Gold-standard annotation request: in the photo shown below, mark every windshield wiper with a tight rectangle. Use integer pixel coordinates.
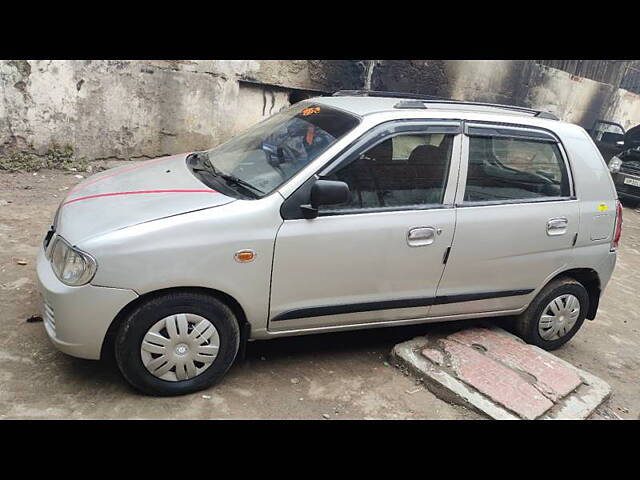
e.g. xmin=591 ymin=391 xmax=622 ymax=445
xmin=189 ymin=151 xmax=215 ymax=173
xmin=190 ymin=151 xmax=264 ymax=198
xmin=215 ymin=171 xmax=264 ymax=198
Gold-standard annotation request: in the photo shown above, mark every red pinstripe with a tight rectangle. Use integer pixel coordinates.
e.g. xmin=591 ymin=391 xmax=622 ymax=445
xmin=63 ymin=189 xmax=218 ymax=206
xmin=68 ymin=155 xmax=175 ymax=194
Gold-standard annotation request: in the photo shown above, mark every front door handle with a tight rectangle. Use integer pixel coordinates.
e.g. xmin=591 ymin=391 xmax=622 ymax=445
xmin=547 ymin=217 xmax=568 ymax=236
xmin=407 ymin=227 xmax=436 ymax=247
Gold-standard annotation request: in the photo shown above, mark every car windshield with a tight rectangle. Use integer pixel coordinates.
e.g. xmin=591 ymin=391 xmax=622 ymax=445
xmin=200 ymin=102 xmax=360 ymax=197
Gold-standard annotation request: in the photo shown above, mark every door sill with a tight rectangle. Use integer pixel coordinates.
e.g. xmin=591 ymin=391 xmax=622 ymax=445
xmin=259 ymin=308 xmax=524 ymax=339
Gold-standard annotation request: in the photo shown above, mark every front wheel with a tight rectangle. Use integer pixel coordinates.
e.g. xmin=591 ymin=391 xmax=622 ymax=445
xmin=115 ymin=291 xmax=240 ymax=396
xmin=513 ymin=277 xmax=588 ymax=351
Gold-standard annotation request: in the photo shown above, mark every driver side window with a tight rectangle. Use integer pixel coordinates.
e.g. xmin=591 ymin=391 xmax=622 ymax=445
xmin=322 ymin=132 xmax=454 ymax=212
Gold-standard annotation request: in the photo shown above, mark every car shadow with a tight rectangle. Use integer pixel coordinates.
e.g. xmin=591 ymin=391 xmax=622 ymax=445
xmin=242 ymin=316 xmax=515 ymax=364
xmin=54 ymin=316 xmax=516 ymax=392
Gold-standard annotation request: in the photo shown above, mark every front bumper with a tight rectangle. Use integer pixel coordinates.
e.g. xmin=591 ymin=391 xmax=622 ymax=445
xmin=36 ymin=245 xmax=138 ymax=360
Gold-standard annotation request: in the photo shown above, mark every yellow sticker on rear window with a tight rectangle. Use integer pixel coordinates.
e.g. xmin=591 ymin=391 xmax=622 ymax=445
xmin=598 ymin=204 xmax=608 ymax=211
xmin=301 ymin=106 xmax=321 ymax=116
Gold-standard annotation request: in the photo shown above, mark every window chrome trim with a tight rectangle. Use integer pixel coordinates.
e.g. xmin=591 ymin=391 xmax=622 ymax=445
xmin=319 ymin=203 xmax=454 ymax=217
xmin=456 ymin=197 xmax=578 ymax=208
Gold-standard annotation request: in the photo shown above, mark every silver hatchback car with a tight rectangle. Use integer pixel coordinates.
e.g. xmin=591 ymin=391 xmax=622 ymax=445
xmin=37 ymin=91 xmax=622 ymax=396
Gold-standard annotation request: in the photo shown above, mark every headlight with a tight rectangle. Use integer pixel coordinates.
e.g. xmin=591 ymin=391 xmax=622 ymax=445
xmin=609 ymin=156 xmax=622 ymax=173
xmin=50 ymin=236 xmax=97 ymax=286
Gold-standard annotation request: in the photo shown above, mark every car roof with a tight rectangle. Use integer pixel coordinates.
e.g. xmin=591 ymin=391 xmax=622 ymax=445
xmin=309 ymin=94 xmax=577 ymax=134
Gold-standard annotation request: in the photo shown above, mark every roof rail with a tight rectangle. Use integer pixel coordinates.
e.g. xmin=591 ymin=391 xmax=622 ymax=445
xmin=333 ymin=90 xmax=447 ymax=101
xmin=332 ymin=90 xmax=559 ymax=120
xmin=535 ymin=111 xmax=561 ymax=120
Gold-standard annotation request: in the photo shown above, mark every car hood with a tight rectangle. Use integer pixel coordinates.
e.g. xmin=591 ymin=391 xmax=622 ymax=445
xmin=55 ymin=153 xmax=235 ymax=243
xmin=625 ymin=124 xmax=640 ymax=149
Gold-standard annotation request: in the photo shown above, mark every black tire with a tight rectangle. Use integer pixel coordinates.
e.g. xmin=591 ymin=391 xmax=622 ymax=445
xmin=115 ymin=291 xmax=240 ymax=396
xmin=513 ymin=277 xmax=589 ymax=351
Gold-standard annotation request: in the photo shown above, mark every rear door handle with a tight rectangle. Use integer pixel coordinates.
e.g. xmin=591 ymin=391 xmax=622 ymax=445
xmin=547 ymin=217 xmax=568 ymax=236
xmin=407 ymin=227 xmax=436 ymax=247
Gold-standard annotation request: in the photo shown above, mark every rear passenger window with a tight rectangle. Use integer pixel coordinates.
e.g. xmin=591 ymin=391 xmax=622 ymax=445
xmin=323 ymin=132 xmax=454 ymax=211
xmin=464 ymin=136 xmax=570 ymax=203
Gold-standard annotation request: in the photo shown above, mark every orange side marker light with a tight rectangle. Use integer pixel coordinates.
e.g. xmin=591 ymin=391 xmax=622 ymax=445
xmin=234 ymin=250 xmax=256 ymax=263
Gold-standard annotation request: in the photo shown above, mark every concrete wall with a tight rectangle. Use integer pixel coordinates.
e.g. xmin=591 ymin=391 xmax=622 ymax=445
xmin=603 ymin=88 xmax=640 ymax=130
xmin=369 ymin=60 xmax=640 ymax=131
xmin=0 ymin=60 xmax=362 ymax=163
xmin=1 ymin=59 xmax=639 ymax=166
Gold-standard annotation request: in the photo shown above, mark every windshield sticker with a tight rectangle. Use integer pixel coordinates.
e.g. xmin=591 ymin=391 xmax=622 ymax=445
xmin=301 ymin=106 xmax=321 ymax=116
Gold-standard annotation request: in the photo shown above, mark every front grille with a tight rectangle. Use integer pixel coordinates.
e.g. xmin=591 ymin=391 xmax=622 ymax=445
xmin=43 ymin=301 xmax=56 ymax=337
xmin=620 ymin=166 xmax=640 ymax=176
xmin=617 ymin=183 xmax=640 ymax=198
xmin=620 ymin=160 xmax=640 ymax=175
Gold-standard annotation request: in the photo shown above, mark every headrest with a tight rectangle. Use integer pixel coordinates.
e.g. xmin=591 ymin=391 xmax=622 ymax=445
xmin=408 ymin=144 xmax=442 ymax=164
xmin=365 ymin=139 xmax=393 ymax=162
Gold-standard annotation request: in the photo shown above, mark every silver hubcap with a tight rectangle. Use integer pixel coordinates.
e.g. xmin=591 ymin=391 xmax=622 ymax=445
xmin=140 ymin=314 xmax=220 ymax=382
xmin=538 ymin=294 xmax=580 ymax=341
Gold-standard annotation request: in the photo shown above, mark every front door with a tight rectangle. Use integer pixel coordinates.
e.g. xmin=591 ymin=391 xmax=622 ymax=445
xmin=430 ymin=123 xmax=579 ymax=318
xmin=268 ymin=121 xmax=462 ymax=332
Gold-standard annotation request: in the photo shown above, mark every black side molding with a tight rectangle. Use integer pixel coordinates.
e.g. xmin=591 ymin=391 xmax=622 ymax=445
xmin=432 ymin=289 xmax=533 ymax=305
xmin=443 ymin=246 xmax=451 ymax=264
xmin=272 ymin=297 xmax=436 ymax=322
xmin=271 ymin=289 xmax=534 ymax=322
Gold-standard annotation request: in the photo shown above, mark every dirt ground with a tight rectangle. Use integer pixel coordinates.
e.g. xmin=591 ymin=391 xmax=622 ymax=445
xmin=1 ymin=169 xmax=638 ymax=420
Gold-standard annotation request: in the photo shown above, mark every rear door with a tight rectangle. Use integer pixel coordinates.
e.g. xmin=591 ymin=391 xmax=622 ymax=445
xmin=431 ymin=123 xmax=579 ymax=318
xmin=268 ymin=121 xmax=462 ymax=332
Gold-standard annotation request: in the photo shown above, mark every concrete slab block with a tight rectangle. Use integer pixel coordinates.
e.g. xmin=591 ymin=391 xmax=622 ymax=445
xmin=391 ymin=326 xmax=611 ymax=420
xmin=448 ymin=328 xmax=582 ymax=402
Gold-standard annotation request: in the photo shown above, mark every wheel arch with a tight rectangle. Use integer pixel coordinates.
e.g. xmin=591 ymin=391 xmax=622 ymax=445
xmin=100 ymin=286 xmax=249 ymax=361
xmin=547 ymin=268 xmax=601 ymax=320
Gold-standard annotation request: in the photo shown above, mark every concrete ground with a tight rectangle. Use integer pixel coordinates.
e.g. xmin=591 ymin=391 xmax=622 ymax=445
xmin=1 ymin=169 xmax=638 ymax=420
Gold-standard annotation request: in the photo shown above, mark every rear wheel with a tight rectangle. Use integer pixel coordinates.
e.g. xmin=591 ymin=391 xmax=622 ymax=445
xmin=115 ymin=291 xmax=240 ymax=396
xmin=513 ymin=277 xmax=588 ymax=351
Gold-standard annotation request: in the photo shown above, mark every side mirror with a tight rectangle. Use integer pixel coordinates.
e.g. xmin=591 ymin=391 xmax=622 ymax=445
xmin=300 ymin=179 xmax=351 ymax=219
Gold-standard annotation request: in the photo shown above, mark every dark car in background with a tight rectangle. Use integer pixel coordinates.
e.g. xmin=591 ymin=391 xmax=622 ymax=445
xmin=605 ymin=124 xmax=640 ymax=204
xmin=587 ymin=120 xmax=627 ymax=163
